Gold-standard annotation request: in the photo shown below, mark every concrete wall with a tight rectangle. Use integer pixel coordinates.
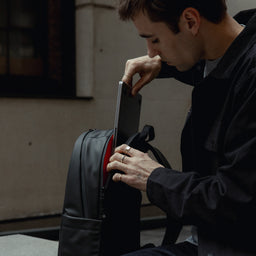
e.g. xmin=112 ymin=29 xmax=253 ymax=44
xmin=0 ymin=0 xmax=255 ymax=221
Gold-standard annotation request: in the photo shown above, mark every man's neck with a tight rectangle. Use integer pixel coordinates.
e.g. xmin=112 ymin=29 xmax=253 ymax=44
xmin=200 ymin=14 xmax=244 ymax=61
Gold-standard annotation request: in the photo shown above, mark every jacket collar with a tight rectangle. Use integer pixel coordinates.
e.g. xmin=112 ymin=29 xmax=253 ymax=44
xmin=210 ymin=9 xmax=256 ymax=79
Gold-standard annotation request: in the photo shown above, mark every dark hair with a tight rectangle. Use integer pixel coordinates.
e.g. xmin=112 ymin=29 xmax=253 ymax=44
xmin=118 ymin=0 xmax=227 ymax=33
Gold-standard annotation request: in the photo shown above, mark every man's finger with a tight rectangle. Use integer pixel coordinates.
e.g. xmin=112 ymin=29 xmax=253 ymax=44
xmin=112 ymin=173 xmax=123 ymax=182
xmin=121 ymin=74 xmax=133 ymax=87
xmin=115 ymin=144 xmax=141 ymax=157
xmin=106 ymin=160 xmax=128 ymax=174
xmin=131 ymin=74 xmax=151 ymax=95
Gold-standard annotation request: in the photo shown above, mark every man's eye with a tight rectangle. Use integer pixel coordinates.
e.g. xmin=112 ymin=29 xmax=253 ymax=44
xmin=152 ymin=38 xmax=159 ymax=44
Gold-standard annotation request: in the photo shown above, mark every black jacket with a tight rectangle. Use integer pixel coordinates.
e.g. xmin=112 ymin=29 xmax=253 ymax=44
xmin=147 ymin=9 xmax=256 ymax=256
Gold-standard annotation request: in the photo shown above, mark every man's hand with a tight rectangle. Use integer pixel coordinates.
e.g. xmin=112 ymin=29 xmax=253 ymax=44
xmin=122 ymin=55 xmax=162 ymax=95
xmin=107 ymin=144 xmax=163 ymax=191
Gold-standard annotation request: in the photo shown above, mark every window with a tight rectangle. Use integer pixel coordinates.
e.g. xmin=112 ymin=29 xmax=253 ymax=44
xmin=0 ymin=0 xmax=75 ymax=98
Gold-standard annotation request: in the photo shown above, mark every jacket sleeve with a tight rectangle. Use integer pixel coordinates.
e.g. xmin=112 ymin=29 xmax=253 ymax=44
xmin=147 ymin=70 xmax=256 ymax=228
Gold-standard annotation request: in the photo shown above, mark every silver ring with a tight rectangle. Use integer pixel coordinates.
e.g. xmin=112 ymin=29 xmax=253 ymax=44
xmin=125 ymin=146 xmax=131 ymax=154
xmin=121 ymin=155 xmax=126 ymax=163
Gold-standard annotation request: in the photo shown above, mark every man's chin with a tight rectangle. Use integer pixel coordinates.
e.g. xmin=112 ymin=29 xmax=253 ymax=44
xmin=175 ymin=65 xmax=193 ymax=72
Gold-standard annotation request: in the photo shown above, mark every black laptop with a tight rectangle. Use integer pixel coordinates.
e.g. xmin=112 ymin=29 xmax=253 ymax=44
xmin=113 ymin=81 xmax=142 ymax=150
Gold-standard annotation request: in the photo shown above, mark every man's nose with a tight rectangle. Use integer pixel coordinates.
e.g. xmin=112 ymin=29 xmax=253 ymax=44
xmin=147 ymin=42 xmax=159 ymax=58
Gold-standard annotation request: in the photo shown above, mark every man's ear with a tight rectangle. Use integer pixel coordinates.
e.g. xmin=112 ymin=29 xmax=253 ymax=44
xmin=180 ymin=7 xmax=201 ymax=36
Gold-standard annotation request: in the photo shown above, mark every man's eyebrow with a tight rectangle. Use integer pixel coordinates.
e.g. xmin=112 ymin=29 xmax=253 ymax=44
xmin=139 ymin=33 xmax=154 ymax=38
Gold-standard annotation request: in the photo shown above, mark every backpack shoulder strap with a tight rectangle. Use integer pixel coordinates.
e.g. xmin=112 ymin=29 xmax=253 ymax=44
xmin=128 ymin=125 xmax=182 ymax=245
xmin=146 ymin=143 xmax=171 ymax=169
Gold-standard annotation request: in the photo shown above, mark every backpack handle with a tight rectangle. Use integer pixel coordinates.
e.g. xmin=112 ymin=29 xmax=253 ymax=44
xmin=127 ymin=125 xmax=171 ymax=169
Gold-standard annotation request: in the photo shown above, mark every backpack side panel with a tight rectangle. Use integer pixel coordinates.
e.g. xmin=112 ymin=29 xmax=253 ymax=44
xmin=63 ymin=131 xmax=91 ymax=218
xmin=58 ymin=129 xmax=114 ymax=256
xmin=81 ymin=129 xmax=114 ymax=219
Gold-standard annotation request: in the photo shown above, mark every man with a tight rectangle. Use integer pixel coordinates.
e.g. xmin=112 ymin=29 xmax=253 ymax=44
xmin=107 ymin=0 xmax=256 ymax=255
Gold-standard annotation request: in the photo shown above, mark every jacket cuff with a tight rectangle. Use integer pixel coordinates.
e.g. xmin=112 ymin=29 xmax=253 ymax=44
xmin=146 ymin=167 xmax=178 ymax=206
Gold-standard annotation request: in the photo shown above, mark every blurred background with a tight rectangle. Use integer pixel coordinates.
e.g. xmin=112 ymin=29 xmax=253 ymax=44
xmin=0 ymin=0 xmax=255 ymax=240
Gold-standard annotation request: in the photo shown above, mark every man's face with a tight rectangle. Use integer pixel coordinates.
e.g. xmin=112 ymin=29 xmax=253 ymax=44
xmin=133 ymin=11 xmax=203 ymax=71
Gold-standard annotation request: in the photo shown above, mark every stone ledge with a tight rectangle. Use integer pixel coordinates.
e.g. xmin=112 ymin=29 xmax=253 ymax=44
xmin=0 ymin=235 xmax=58 ymax=256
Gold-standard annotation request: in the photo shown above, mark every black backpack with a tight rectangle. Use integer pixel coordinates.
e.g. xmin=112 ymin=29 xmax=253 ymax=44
xmin=58 ymin=125 xmax=180 ymax=256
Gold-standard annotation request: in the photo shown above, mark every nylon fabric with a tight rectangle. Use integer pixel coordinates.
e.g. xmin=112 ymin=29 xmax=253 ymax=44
xmin=58 ymin=125 xmax=173 ymax=256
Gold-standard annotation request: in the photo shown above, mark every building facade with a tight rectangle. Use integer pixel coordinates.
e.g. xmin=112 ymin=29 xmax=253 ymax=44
xmin=0 ymin=0 xmax=254 ymax=229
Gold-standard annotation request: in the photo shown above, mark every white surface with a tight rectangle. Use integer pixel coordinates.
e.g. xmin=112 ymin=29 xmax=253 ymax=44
xmin=0 ymin=235 xmax=58 ymax=256
xmin=141 ymin=226 xmax=192 ymax=247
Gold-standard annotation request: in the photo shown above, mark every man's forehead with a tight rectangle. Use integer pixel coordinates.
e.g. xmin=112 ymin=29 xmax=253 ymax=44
xmin=133 ymin=12 xmax=172 ymax=39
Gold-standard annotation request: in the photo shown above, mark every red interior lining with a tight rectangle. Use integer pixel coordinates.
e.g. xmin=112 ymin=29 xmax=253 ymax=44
xmin=103 ymin=135 xmax=113 ymax=185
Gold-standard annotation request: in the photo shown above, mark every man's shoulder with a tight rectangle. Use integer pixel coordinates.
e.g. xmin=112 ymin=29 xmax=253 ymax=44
xmin=234 ymin=8 xmax=256 ymax=24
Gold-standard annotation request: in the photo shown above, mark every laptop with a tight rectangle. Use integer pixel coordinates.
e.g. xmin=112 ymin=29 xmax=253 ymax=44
xmin=113 ymin=81 xmax=142 ymax=151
